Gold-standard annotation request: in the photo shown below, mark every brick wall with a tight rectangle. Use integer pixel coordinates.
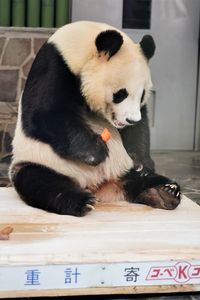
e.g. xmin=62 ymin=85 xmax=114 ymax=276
xmin=0 ymin=27 xmax=55 ymax=184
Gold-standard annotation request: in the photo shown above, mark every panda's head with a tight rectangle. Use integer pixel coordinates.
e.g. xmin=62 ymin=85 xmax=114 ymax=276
xmin=81 ymin=30 xmax=155 ymax=129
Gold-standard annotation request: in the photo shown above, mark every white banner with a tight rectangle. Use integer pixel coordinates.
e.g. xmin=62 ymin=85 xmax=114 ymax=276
xmin=0 ymin=260 xmax=200 ymax=291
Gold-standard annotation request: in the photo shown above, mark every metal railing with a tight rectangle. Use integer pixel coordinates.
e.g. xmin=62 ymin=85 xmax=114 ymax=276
xmin=0 ymin=0 xmax=70 ymax=28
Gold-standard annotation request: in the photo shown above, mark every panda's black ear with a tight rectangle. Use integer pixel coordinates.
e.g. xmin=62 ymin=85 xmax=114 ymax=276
xmin=140 ymin=35 xmax=156 ymax=60
xmin=95 ymin=30 xmax=123 ymax=59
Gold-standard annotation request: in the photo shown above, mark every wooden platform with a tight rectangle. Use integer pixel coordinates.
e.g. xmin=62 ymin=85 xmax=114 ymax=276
xmin=0 ymin=187 xmax=200 ymax=298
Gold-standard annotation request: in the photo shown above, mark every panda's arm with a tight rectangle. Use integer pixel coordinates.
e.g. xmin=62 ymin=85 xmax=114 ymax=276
xmin=29 ymin=111 xmax=109 ymax=165
xmin=119 ymin=105 xmax=155 ymax=172
xmin=21 ymin=42 xmax=108 ymax=166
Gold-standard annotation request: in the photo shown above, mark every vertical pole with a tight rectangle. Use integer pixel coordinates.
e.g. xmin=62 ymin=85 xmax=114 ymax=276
xmin=56 ymin=0 xmax=69 ymax=28
xmin=12 ymin=0 xmax=25 ymax=27
xmin=41 ymin=0 xmax=54 ymax=28
xmin=27 ymin=0 xmax=40 ymax=27
xmin=0 ymin=0 xmax=11 ymax=26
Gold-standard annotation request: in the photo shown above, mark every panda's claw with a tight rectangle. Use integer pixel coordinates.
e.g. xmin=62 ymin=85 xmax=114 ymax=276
xmin=136 ymin=164 xmax=143 ymax=172
xmin=89 ymin=196 xmax=97 ymax=203
xmin=163 ymin=183 xmax=180 ymax=198
xmin=95 ymin=197 xmax=101 ymax=202
xmin=161 ymin=185 xmax=169 ymax=192
xmin=86 ymin=204 xmax=95 ymax=210
xmin=170 ymin=188 xmax=176 ymax=196
xmin=139 ymin=170 xmax=149 ymax=177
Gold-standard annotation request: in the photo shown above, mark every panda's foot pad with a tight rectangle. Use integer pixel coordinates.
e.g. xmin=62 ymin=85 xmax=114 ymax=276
xmin=136 ymin=183 xmax=181 ymax=210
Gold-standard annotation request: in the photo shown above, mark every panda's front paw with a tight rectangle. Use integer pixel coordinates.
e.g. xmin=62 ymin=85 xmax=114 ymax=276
xmin=58 ymin=191 xmax=96 ymax=216
xmin=136 ymin=182 xmax=181 ymax=210
xmin=82 ymin=134 xmax=109 ymax=166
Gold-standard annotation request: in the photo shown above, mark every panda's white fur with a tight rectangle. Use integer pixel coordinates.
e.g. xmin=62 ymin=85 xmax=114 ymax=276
xmin=48 ymin=21 xmax=152 ymax=127
xmin=11 ymin=101 xmax=133 ymax=191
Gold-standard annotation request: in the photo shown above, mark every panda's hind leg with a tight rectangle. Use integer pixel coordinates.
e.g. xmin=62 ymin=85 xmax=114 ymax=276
xmin=122 ymin=168 xmax=181 ymax=210
xmin=11 ymin=163 xmax=95 ymax=216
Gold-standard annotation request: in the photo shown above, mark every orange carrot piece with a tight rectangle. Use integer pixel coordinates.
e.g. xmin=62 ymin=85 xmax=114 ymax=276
xmin=101 ymin=128 xmax=111 ymax=142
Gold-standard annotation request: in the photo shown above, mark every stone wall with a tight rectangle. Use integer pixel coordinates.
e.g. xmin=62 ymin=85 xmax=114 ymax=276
xmin=0 ymin=27 xmax=55 ymax=185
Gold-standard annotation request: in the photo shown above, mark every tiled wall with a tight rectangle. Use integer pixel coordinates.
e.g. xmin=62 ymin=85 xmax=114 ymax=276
xmin=0 ymin=27 xmax=54 ymax=161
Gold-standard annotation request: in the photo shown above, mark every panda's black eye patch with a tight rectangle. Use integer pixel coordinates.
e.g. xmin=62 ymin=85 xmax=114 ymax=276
xmin=113 ymin=89 xmax=128 ymax=104
xmin=141 ymin=89 xmax=145 ymax=103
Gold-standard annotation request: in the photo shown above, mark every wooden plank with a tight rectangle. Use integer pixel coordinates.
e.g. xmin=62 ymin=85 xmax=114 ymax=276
xmin=0 ymin=188 xmax=199 ymax=263
xmin=0 ymin=187 xmax=200 ymax=297
xmin=1 ymin=284 xmax=200 ymax=299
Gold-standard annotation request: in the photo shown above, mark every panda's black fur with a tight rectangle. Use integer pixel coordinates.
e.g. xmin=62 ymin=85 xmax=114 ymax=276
xmin=22 ymin=42 xmax=108 ymax=166
xmin=10 ymin=21 xmax=181 ymax=216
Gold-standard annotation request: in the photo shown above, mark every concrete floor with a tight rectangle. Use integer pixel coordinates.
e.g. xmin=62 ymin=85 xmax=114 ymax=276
xmin=0 ymin=151 xmax=200 ymax=300
xmin=152 ymin=151 xmax=200 ymax=206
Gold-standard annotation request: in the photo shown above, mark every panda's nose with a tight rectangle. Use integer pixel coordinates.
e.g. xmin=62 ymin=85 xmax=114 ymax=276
xmin=126 ymin=118 xmax=136 ymax=125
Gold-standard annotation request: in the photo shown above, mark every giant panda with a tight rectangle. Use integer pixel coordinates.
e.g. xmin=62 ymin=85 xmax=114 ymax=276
xmin=10 ymin=21 xmax=181 ymax=216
